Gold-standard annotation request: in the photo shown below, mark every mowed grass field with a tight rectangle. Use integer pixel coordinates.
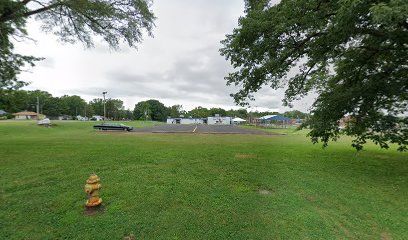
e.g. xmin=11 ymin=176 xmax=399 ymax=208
xmin=0 ymin=121 xmax=407 ymax=239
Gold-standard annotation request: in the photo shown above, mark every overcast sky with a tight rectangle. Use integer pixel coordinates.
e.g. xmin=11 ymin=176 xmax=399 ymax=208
xmin=16 ymin=0 xmax=312 ymax=112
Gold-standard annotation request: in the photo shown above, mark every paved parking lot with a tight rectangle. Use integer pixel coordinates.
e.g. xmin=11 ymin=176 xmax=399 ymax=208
xmin=132 ymin=124 xmax=196 ymax=133
xmin=131 ymin=124 xmax=279 ymax=135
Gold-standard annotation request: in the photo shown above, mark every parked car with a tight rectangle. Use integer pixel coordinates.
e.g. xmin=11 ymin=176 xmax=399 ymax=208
xmin=93 ymin=123 xmax=133 ymax=131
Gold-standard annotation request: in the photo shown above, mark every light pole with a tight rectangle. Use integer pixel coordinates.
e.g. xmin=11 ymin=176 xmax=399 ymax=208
xmin=36 ymin=96 xmax=40 ymax=114
xmin=102 ymin=91 xmax=107 ymax=122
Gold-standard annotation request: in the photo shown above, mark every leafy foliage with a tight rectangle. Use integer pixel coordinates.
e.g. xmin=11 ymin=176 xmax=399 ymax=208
xmin=0 ymin=89 xmax=59 ymax=115
xmin=0 ymin=0 xmax=155 ymax=89
xmin=227 ymin=108 xmax=248 ymax=119
xmin=133 ymin=99 xmax=168 ymax=121
xmin=0 ymin=1 xmax=42 ymax=89
xmin=188 ymin=106 xmax=210 ymax=118
xmin=0 ymin=89 xmax=131 ymax=119
xmin=88 ymin=98 xmax=104 ymax=117
xmin=87 ymin=98 xmax=131 ymax=120
xmin=0 ymin=88 xmax=308 ymax=122
xmin=209 ymin=107 xmax=227 ymax=117
xmin=58 ymin=95 xmax=86 ymax=116
xmin=167 ymin=104 xmax=186 ymax=118
xmin=221 ymin=0 xmax=408 ymax=151
xmin=284 ymin=110 xmax=308 ymax=119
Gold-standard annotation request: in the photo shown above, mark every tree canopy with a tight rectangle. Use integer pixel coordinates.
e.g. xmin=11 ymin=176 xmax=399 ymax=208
xmin=1 ymin=88 xmax=309 ymax=122
xmin=0 ymin=0 xmax=155 ymax=89
xmin=0 ymin=89 xmax=132 ymax=120
xmin=133 ymin=99 xmax=168 ymax=121
xmin=284 ymin=110 xmax=308 ymax=120
xmin=167 ymin=104 xmax=186 ymax=118
xmin=221 ymin=0 xmax=408 ymax=151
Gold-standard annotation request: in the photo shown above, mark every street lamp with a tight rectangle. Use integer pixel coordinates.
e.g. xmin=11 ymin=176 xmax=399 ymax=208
xmin=102 ymin=91 xmax=107 ymax=122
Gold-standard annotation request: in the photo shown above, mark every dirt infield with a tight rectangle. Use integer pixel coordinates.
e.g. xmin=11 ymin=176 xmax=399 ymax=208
xmin=131 ymin=124 xmax=281 ymax=135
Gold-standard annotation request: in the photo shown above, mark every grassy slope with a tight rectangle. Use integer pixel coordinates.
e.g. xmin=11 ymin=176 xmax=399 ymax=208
xmin=0 ymin=121 xmax=406 ymax=239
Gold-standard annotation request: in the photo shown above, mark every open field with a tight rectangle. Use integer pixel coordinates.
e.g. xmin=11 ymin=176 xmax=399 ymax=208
xmin=0 ymin=121 xmax=407 ymax=239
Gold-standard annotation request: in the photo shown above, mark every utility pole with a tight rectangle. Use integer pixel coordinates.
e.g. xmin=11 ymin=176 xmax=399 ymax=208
xmin=248 ymin=107 xmax=252 ymax=125
xmin=102 ymin=91 xmax=107 ymax=122
xmin=36 ymin=96 xmax=40 ymax=114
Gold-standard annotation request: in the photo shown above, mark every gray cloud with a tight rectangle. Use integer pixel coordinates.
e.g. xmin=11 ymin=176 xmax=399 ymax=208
xmin=38 ymin=57 xmax=55 ymax=68
xmin=70 ymin=43 xmax=236 ymax=105
xmin=19 ymin=0 xmax=312 ymax=112
xmin=69 ymin=42 xmax=292 ymax=110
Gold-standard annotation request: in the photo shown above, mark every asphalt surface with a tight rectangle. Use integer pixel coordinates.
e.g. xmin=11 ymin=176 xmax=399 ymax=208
xmin=131 ymin=124 xmax=279 ymax=135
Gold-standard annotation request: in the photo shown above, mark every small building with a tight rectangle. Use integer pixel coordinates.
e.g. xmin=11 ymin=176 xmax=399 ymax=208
xmin=13 ymin=111 xmax=45 ymax=120
xmin=207 ymin=116 xmax=232 ymax=125
xmin=167 ymin=118 xmax=204 ymax=124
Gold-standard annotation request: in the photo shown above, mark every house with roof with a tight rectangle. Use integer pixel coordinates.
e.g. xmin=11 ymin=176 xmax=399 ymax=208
xmin=13 ymin=111 xmax=45 ymax=120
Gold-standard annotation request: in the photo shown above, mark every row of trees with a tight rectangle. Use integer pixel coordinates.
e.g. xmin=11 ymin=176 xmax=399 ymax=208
xmin=0 ymin=89 xmax=307 ymax=121
xmin=0 ymin=89 xmax=131 ymax=120
xmin=132 ymin=99 xmax=307 ymax=121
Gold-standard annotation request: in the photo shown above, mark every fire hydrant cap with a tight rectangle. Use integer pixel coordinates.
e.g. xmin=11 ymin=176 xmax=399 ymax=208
xmin=86 ymin=174 xmax=100 ymax=184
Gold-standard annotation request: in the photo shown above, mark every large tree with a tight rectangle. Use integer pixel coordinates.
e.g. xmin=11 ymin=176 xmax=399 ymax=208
xmin=188 ymin=106 xmax=209 ymax=118
xmin=88 ymin=98 xmax=104 ymax=116
xmin=209 ymin=107 xmax=227 ymax=117
xmin=0 ymin=89 xmax=83 ymax=116
xmin=221 ymin=0 xmax=408 ymax=151
xmin=133 ymin=99 xmax=167 ymax=121
xmin=0 ymin=0 xmax=155 ymax=89
xmin=284 ymin=110 xmax=308 ymax=119
xmin=59 ymin=94 xmax=86 ymax=116
xmin=105 ymin=98 xmax=124 ymax=120
xmin=167 ymin=104 xmax=185 ymax=118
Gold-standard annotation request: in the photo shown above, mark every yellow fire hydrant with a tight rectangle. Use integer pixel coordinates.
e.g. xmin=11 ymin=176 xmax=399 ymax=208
xmin=84 ymin=174 xmax=102 ymax=207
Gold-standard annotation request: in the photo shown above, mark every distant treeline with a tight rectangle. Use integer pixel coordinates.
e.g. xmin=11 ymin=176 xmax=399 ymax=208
xmin=0 ymin=89 xmax=308 ymax=121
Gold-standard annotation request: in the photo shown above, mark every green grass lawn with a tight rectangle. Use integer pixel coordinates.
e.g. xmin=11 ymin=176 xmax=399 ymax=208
xmin=0 ymin=121 xmax=407 ymax=239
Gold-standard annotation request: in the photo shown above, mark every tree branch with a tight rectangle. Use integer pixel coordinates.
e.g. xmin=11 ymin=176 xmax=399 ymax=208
xmin=0 ymin=2 xmax=62 ymax=22
xmin=23 ymin=3 xmax=62 ymax=18
xmin=20 ymin=0 xmax=32 ymax=5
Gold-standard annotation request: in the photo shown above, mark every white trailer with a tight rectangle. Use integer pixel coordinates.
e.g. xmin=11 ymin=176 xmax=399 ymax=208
xmin=167 ymin=118 xmax=204 ymax=124
xmin=207 ymin=116 xmax=232 ymax=125
xmin=181 ymin=118 xmax=203 ymax=124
